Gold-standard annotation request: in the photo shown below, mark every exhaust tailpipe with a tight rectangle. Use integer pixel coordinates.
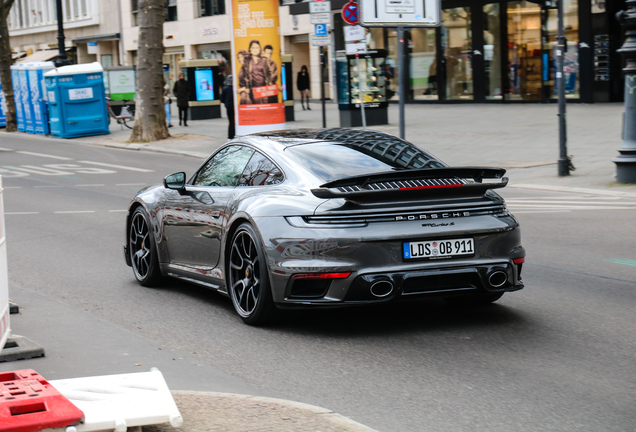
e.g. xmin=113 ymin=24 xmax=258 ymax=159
xmin=488 ymin=271 xmax=508 ymax=288
xmin=370 ymin=280 xmax=394 ymax=298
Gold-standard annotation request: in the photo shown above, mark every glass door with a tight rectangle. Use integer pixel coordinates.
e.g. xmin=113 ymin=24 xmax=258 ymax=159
xmin=442 ymin=7 xmax=473 ymax=100
xmin=483 ymin=3 xmax=502 ymax=100
xmin=506 ymin=1 xmax=543 ymax=100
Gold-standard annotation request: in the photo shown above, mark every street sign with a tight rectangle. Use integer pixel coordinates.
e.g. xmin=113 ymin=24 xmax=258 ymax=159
xmin=314 ymin=23 xmax=328 ymax=36
xmin=311 ymin=35 xmax=331 ymax=46
xmin=311 ymin=12 xmax=330 ymax=24
xmin=342 ymin=2 xmax=359 ymax=25
xmin=310 ymin=1 xmax=331 ymax=13
xmin=358 ymin=0 xmax=441 ymax=27
xmin=344 ymin=25 xmax=366 ymax=42
xmin=346 ymin=42 xmax=367 ymax=55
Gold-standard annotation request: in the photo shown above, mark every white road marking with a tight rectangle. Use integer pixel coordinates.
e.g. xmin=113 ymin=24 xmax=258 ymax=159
xmin=16 ymin=151 xmax=73 ymax=160
xmin=2 ymin=187 xmax=22 ymax=189
xmin=0 ymin=147 xmax=14 ymax=151
xmin=79 ymin=161 xmax=154 ymax=172
xmin=5 ymin=212 xmax=40 ymax=215
xmin=54 ymin=210 xmax=96 ymax=214
xmin=76 ymin=184 xmax=105 ymax=187
xmin=34 ymin=185 xmax=64 ymax=188
xmin=109 ymin=210 xmax=128 ymax=213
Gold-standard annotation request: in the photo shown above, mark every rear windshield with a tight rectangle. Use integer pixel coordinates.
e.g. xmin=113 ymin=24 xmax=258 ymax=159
xmin=284 ymin=142 xmax=445 ymax=183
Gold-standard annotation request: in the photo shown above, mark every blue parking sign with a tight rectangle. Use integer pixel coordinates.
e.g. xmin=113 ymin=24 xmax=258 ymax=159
xmin=314 ymin=24 xmax=328 ymax=36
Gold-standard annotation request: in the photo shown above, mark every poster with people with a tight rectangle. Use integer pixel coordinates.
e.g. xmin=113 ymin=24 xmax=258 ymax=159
xmin=231 ymin=0 xmax=285 ymax=134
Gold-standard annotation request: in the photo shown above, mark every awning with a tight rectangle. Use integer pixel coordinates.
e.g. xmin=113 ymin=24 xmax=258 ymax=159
xmin=15 ymin=49 xmax=58 ymax=64
xmin=72 ymin=33 xmax=120 ymax=44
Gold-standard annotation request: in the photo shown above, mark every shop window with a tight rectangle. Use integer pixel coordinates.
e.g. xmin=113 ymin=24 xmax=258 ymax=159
xmin=484 ymin=3 xmax=502 ymax=100
xmin=544 ymin=0 xmax=579 ymax=99
xmin=506 ymin=1 xmax=542 ymax=100
xmin=442 ymin=7 xmax=474 ymax=100
xmin=199 ymin=0 xmax=225 ymax=16
xmin=410 ymin=28 xmax=438 ymax=100
xmin=166 ymin=0 xmax=178 ymax=21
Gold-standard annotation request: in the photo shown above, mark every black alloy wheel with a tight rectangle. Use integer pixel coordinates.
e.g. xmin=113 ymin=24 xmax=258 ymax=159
xmin=129 ymin=207 xmax=163 ymax=287
xmin=228 ymin=223 xmax=276 ymax=325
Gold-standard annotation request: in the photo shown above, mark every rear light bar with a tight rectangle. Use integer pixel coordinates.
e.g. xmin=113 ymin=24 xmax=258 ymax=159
xmin=292 ymin=272 xmax=351 ymax=280
xmin=399 ymin=184 xmax=463 ymax=191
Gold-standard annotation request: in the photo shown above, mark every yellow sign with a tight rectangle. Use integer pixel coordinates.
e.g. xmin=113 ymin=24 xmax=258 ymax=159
xmin=231 ymin=0 xmax=285 ymax=134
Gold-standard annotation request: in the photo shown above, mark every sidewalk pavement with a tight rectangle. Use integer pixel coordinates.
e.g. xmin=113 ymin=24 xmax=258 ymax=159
xmin=62 ymin=100 xmax=636 ymax=196
xmin=2 ymin=101 xmax=634 ymax=432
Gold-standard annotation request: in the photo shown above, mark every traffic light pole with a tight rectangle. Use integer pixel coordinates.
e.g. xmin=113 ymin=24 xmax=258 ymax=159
xmin=615 ymin=0 xmax=636 ymax=183
xmin=556 ymin=0 xmax=570 ymax=176
xmin=55 ymin=0 xmax=72 ymax=67
xmin=398 ymin=26 xmax=406 ymax=140
xmin=320 ymin=46 xmax=327 ymax=128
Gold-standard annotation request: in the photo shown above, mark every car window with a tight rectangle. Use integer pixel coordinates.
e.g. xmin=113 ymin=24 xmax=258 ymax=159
xmin=193 ymin=145 xmax=255 ymax=187
xmin=238 ymin=151 xmax=284 ymax=186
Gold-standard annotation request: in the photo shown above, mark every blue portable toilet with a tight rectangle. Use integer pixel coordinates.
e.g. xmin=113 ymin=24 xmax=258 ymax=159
xmin=17 ymin=64 xmax=36 ymax=133
xmin=0 ymin=80 xmax=6 ymax=127
xmin=10 ymin=65 xmax=26 ymax=131
xmin=27 ymin=62 xmax=55 ymax=135
xmin=44 ymin=62 xmax=110 ymax=139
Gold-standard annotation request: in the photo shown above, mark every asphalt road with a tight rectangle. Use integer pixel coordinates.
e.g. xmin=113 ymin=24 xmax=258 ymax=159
xmin=2 ymin=136 xmax=636 ymax=431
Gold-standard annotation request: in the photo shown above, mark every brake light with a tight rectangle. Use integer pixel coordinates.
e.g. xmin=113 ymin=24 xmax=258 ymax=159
xmin=399 ymin=184 xmax=463 ymax=191
xmin=513 ymin=258 xmax=525 ymax=264
xmin=292 ymin=272 xmax=351 ymax=280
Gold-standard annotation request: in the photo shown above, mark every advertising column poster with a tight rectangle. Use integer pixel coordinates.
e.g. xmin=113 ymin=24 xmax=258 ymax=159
xmin=231 ymin=0 xmax=285 ymax=134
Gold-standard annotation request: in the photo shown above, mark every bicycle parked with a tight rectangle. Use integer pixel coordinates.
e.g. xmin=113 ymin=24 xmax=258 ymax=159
xmin=106 ymin=97 xmax=135 ymax=129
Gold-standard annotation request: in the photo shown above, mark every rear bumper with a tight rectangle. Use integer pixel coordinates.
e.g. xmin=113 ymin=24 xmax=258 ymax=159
xmin=276 ymin=259 xmax=524 ymax=307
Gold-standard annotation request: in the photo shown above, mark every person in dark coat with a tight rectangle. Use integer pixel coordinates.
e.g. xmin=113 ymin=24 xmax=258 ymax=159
xmin=172 ymin=72 xmax=190 ymax=126
xmin=221 ymin=75 xmax=235 ymax=139
xmin=296 ymin=65 xmax=310 ymax=110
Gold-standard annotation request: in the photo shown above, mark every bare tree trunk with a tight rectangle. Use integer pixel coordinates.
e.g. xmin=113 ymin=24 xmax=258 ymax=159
xmin=0 ymin=0 xmax=17 ymax=132
xmin=129 ymin=0 xmax=170 ymax=142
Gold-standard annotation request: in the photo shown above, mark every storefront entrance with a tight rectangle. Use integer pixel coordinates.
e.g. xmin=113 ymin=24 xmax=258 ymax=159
xmin=436 ymin=0 xmax=579 ymax=102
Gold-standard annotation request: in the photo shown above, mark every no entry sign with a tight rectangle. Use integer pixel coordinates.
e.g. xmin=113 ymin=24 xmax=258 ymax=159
xmin=342 ymin=2 xmax=359 ymax=25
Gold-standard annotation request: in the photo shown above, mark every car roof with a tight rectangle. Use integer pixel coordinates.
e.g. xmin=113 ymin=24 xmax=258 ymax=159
xmin=240 ymin=128 xmax=443 ymax=170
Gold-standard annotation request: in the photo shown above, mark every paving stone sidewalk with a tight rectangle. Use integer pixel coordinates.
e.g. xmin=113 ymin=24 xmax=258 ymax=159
xmin=144 ymin=392 xmax=376 ymax=432
xmin=74 ymin=100 xmax=636 ymax=196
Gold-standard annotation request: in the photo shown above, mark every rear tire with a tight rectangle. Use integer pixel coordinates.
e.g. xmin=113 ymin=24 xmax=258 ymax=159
xmin=444 ymin=292 xmax=504 ymax=307
xmin=129 ymin=207 xmax=164 ymax=287
xmin=228 ymin=223 xmax=277 ymax=325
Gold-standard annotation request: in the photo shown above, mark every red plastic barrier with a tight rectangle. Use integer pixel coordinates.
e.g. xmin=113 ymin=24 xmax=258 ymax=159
xmin=0 ymin=369 xmax=84 ymax=432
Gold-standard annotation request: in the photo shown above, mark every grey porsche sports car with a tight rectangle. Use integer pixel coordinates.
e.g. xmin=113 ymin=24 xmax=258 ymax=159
xmin=124 ymin=129 xmax=525 ymax=325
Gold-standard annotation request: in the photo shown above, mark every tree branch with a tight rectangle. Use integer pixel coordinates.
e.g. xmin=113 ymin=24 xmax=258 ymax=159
xmin=3 ymin=0 xmax=15 ymax=20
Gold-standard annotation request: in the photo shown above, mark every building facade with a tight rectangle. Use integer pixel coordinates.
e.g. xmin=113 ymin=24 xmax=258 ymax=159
xmin=7 ymin=0 xmax=626 ymax=104
xmin=8 ymin=0 xmax=123 ymax=65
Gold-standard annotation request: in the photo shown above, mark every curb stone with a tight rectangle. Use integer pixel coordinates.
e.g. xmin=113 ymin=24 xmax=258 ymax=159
xmin=142 ymin=391 xmax=378 ymax=432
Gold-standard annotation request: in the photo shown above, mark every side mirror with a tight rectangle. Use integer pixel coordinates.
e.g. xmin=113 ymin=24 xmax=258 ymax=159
xmin=163 ymin=172 xmax=186 ymax=190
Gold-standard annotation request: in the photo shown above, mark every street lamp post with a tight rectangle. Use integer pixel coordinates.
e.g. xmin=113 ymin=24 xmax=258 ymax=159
xmin=615 ymin=0 xmax=636 ymax=184
xmin=54 ymin=0 xmax=72 ymax=67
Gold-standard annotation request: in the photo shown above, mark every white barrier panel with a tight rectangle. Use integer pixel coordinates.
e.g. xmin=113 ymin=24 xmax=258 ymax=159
xmin=50 ymin=368 xmax=183 ymax=432
xmin=0 ymin=176 xmax=10 ymax=351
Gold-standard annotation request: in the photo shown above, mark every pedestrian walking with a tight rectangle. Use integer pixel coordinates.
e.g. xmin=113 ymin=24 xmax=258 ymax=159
xmin=173 ymin=72 xmax=190 ymax=126
xmin=297 ymin=65 xmax=310 ymax=110
xmin=163 ymin=79 xmax=173 ymax=128
xmin=221 ymin=75 xmax=235 ymax=139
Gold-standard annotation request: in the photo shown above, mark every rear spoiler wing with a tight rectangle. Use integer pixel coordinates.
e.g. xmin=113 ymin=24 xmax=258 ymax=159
xmin=311 ymin=167 xmax=508 ymax=201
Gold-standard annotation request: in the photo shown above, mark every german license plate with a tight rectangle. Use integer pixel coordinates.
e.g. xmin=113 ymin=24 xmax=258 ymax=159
xmin=403 ymin=238 xmax=474 ymax=260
